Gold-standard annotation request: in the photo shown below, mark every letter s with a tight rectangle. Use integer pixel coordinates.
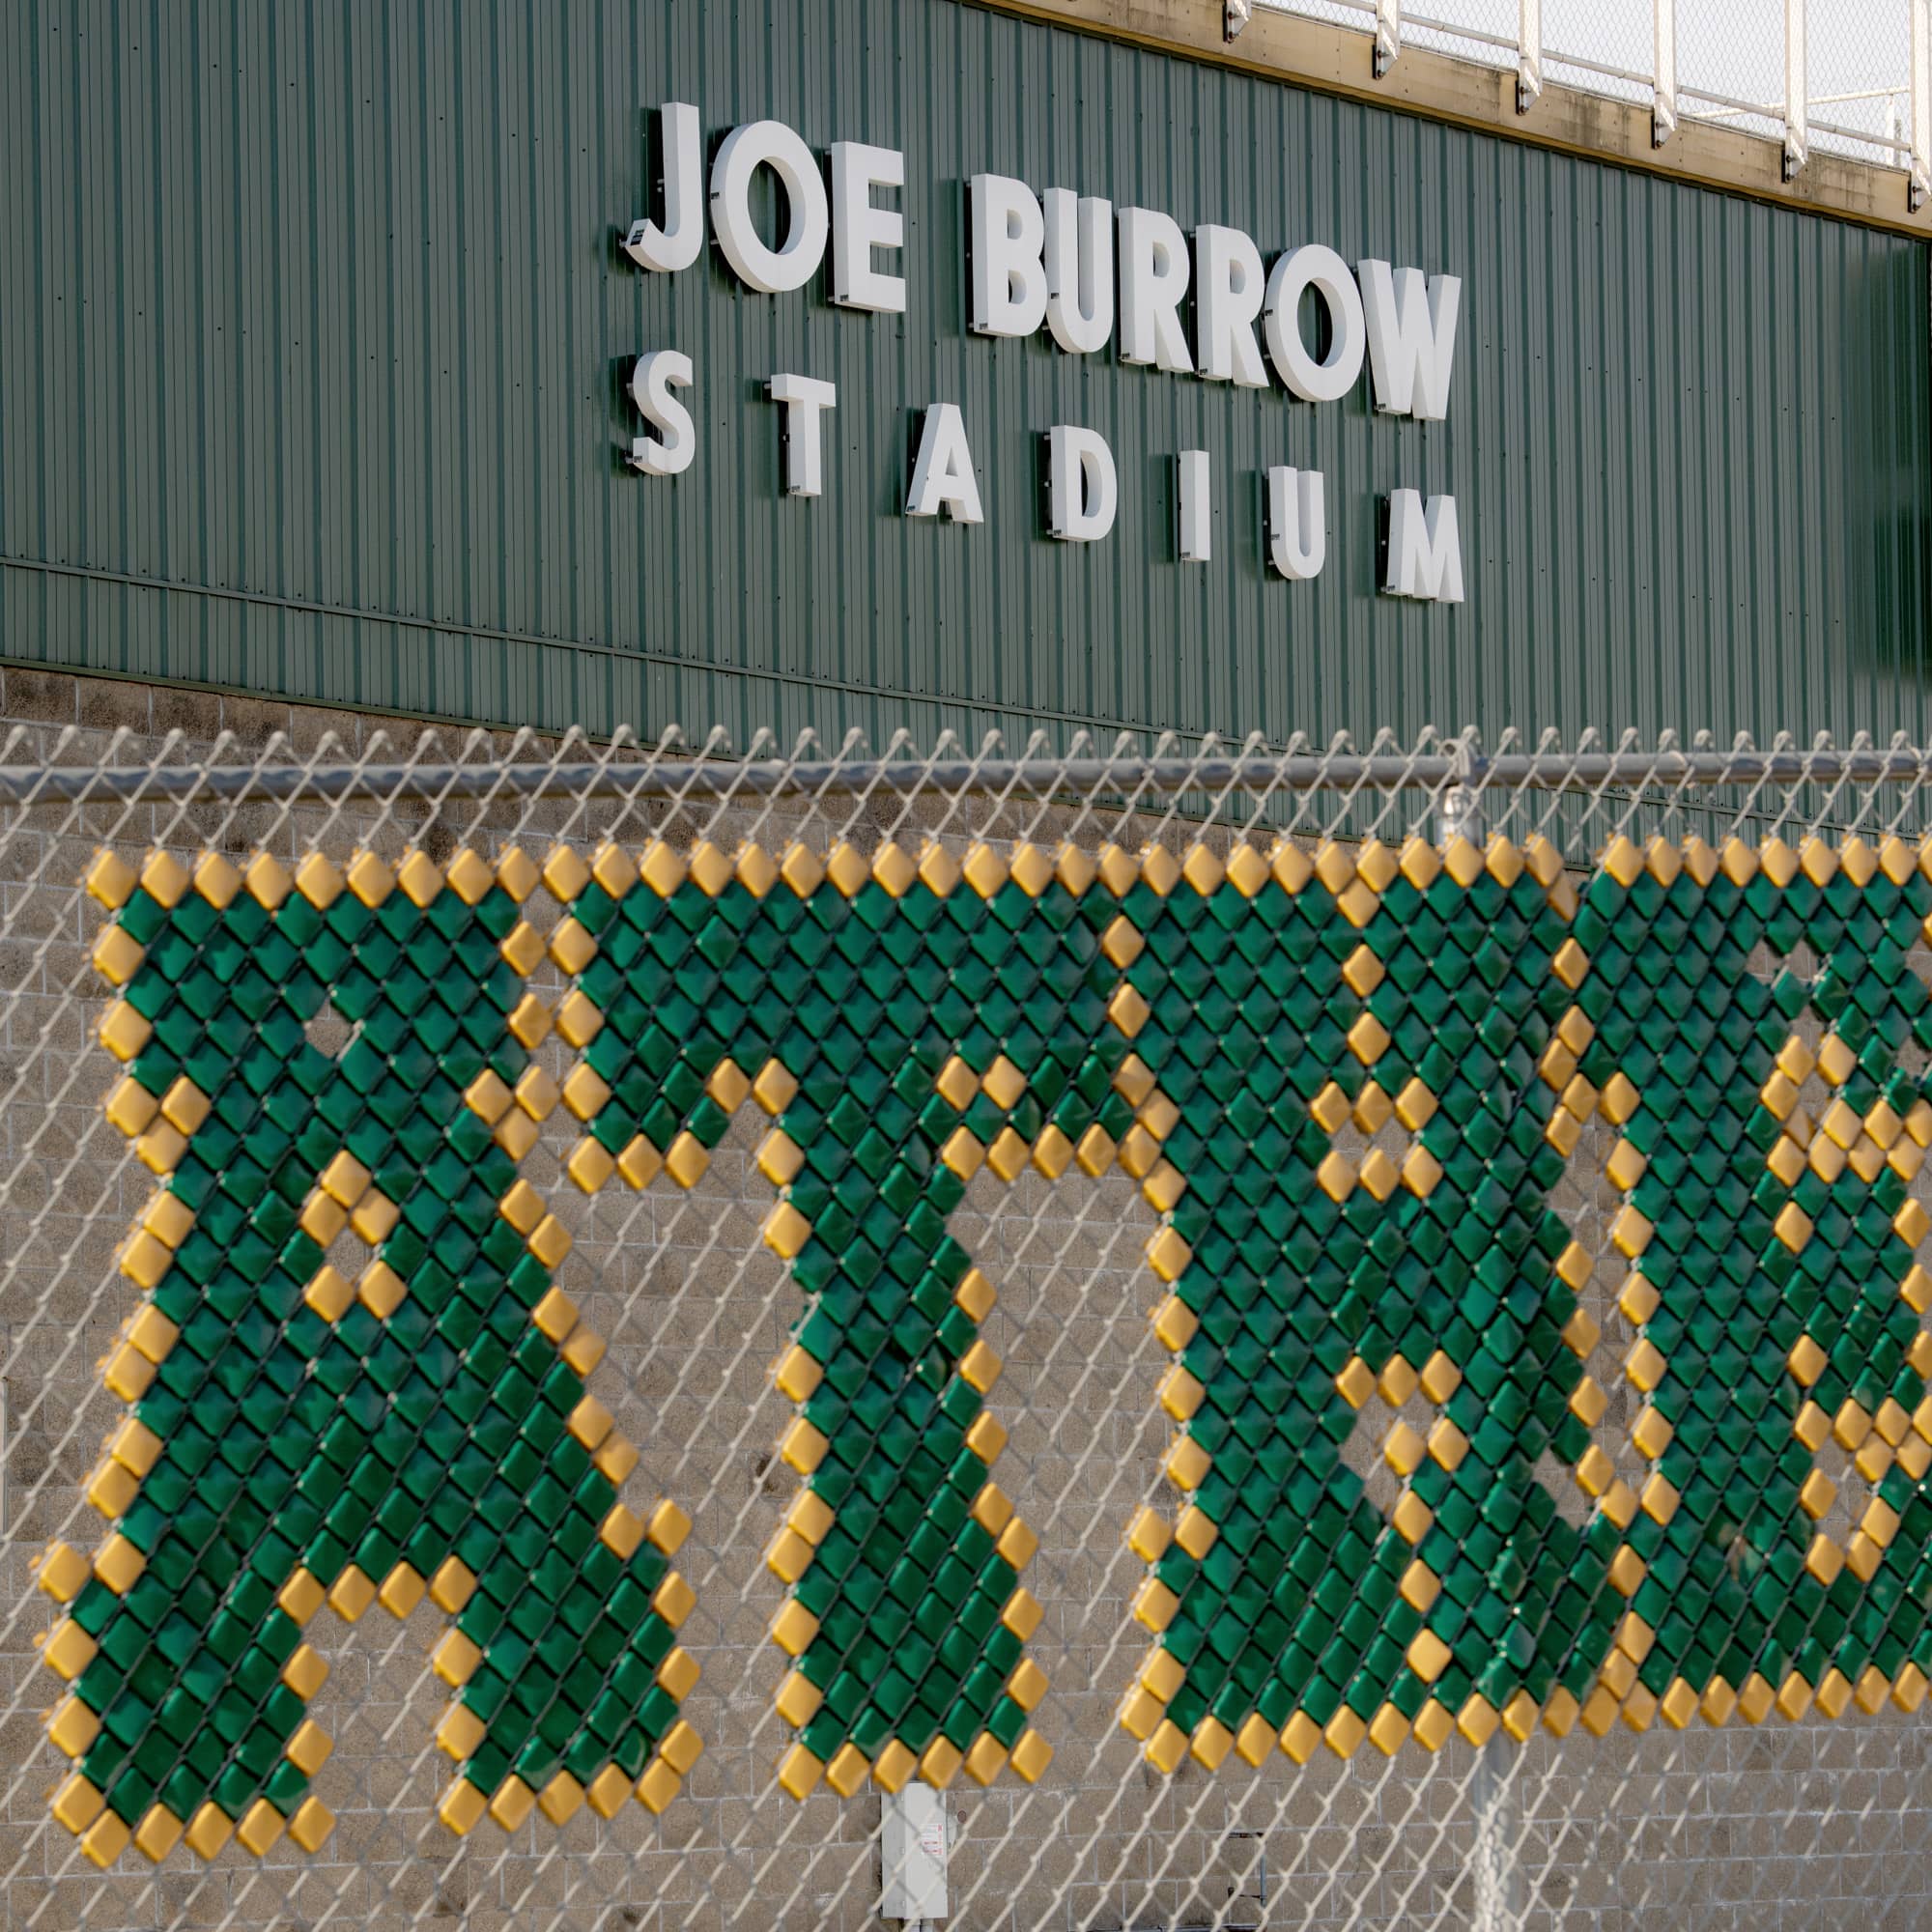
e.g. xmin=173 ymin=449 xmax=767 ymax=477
xmin=629 ymin=352 xmax=696 ymax=476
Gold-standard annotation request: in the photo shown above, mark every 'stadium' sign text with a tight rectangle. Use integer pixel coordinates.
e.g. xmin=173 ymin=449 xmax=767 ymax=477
xmin=625 ymin=106 xmax=1464 ymax=606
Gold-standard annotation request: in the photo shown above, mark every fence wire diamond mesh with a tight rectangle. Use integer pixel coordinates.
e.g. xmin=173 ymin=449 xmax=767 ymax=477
xmin=1256 ymin=0 xmax=1919 ymax=170
xmin=8 ymin=723 xmax=1932 ymax=1932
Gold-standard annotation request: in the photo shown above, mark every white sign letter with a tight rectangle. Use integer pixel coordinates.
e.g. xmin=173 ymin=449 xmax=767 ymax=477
xmin=1118 ymin=207 xmax=1192 ymax=372
xmin=1266 ymin=467 xmax=1325 ymax=580
xmin=1264 ymin=245 xmax=1367 ymax=403
xmin=969 ymin=175 xmax=1047 ymax=336
xmin=1044 ymin=189 xmax=1113 ymax=355
xmin=767 ymin=375 xmax=838 ymax=497
xmin=829 ymin=142 xmax=905 ymax=313
xmin=1046 ymin=427 xmax=1118 ymax=543
xmin=710 ymin=121 xmax=830 ymax=295
xmin=1178 ymin=451 xmax=1210 ymax=563
xmin=1194 ymin=225 xmax=1267 ymax=387
xmin=629 ymin=352 xmax=696 ymax=476
xmin=906 ymin=404 xmax=983 ymax=523
xmin=1384 ymin=489 xmax=1464 ymax=601
xmin=1358 ymin=261 xmax=1462 ymax=420
xmin=624 ymin=103 xmax=704 ymax=272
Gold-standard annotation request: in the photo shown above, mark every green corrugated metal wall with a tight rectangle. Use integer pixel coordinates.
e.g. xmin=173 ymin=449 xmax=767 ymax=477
xmin=0 ymin=0 xmax=1928 ymax=748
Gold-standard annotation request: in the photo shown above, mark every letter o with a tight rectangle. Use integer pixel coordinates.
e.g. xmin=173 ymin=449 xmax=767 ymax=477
xmin=1264 ymin=245 xmax=1367 ymax=404
xmin=710 ymin=120 xmax=830 ymax=294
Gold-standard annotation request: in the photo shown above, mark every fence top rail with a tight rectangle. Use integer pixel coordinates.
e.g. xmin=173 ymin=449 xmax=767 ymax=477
xmin=4 ymin=740 xmax=1932 ymax=805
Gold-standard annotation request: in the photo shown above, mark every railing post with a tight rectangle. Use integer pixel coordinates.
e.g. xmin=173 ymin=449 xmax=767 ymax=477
xmin=1913 ymin=0 xmax=1931 ymax=208
xmin=1653 ymin=0 xmax=1677 ymax=147
xmin=1783 ymin=0 xmax=1807 ymax=180
xmin=1376 ymin=0 xmax=1400 ymax=78
xmin=1517 ymin=0 xmax=1542 ymax=113
xmin=1224 ymin=0 xmax=1251 ymax=42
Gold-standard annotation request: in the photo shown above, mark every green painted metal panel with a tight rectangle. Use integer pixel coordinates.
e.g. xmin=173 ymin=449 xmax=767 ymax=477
xmin=0 ymin=0 xmax=1927 ymax=748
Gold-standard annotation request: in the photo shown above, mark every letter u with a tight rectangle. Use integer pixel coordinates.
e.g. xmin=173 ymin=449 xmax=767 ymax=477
xmin=1266 ymin=468 xmax=1325 ymax=581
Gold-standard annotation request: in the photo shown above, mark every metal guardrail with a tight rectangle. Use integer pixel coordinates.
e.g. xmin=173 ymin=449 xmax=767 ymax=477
xmin=1247 ymin=0 xmax=1932 ymax=198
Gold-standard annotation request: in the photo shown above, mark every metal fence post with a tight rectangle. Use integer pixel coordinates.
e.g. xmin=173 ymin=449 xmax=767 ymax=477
xmin=1438 ymin=740 xmax=1484 ymax=849
xmin=1376 ymin=0 xmax=1400 ymax=78
xmin=1438 ymin=782 xmax=1481 ymax=849
xmin=1517 ymin=0 xmax=1542 ymax=113
xmin=1470 ymin=1737 xmax=1523 ymax=1932
xmin=1653 ymin=0 xmax=1677 ymax=146
xmin=1913 ymin=0 xmax=1931 ymax=207
xmin=1783 ymin=0 xmax=1807 ymax=179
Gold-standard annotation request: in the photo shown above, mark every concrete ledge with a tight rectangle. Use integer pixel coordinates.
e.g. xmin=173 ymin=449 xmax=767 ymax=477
xmin=972 ymin=0 xmax=1930 ymax=238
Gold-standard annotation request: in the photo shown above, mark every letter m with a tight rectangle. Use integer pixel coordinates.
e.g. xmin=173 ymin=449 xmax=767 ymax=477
xmin=1383 ymin=490 xmax=1464 ymax=604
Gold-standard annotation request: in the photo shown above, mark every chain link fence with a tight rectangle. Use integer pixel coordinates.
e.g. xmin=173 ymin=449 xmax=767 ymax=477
xmin=1255 ymin=0 xmax=1925 ymax=175
xmin=10 ymin=715 xmax=1932 ymax=1932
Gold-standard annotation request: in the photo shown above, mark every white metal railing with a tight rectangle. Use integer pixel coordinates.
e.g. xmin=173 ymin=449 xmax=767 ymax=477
xmin=1242 ymin=0 xmax=1932 ymax=205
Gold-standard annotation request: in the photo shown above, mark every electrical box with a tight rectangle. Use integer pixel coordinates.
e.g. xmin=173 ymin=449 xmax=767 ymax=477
xmin=879 ymin=1783 xmax=948 ymax=1921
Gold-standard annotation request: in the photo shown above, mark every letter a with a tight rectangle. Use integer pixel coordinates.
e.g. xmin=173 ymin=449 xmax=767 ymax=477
xmin=906 ymin=405 xmax=984 ymax=524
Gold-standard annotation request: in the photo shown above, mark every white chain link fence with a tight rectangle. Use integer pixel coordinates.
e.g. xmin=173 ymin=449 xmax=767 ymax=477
xmin=1254 ymin=0 xmax=1929 ymax=183
xmin=8 ymin=711 xmax=1932 ymax=1932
